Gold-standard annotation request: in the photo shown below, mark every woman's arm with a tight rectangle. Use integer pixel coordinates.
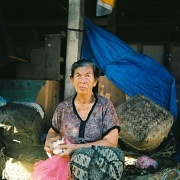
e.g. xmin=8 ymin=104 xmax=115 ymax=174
xmin=59 ymin=128 xmax=119 ymax=158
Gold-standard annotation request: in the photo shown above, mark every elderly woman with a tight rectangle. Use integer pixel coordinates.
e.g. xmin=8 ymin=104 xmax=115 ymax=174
xmin=31 ymin=60 xmax=124 ymax=180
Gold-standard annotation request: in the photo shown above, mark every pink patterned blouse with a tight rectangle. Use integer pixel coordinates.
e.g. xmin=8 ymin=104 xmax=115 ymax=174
xmin=52 ymin=94 xmax=120 ymax=144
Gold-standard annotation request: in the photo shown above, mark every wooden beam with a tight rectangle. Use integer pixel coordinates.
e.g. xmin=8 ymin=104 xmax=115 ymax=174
xmin=5 ymin=19 xmax=179 ymax=28
xmin=64 ymin=0 xmax=84 ymax=99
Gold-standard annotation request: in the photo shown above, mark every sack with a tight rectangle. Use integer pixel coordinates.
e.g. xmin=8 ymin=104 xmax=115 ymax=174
xmin=0 ymin=103 xmax=43 ymax=145
xmin=116 ymin=94 xmax=174 ymax=152
xmin=30 ymin=155 xmax=69 ymax=180
xmin=70 ymin=146 xmax=124 ymax=180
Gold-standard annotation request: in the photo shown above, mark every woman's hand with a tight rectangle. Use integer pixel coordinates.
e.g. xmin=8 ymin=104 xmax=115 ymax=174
xmin=44 ymin=136 xmax=61 ymax=154
xmin=44 ymin=128 xmax=62 ymax=154
xmin=58 ymin=144 xmax=77 ymax=158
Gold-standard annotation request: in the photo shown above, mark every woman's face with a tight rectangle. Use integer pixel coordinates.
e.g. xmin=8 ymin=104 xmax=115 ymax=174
xmin=71 ymin=65 xmax=98 ymax=95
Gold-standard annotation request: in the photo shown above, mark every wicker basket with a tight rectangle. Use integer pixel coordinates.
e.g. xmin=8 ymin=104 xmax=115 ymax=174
xmin=116 ymin=94 xmax=174 ymax=152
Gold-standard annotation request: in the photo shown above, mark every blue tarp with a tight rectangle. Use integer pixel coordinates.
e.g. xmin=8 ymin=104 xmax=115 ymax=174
xmin=81 ymin=18 xmax=177 ymax=130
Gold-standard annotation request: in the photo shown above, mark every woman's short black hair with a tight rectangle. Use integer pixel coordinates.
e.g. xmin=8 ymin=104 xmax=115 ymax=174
xmin=70 ymin=59 xmax=99 ymax=79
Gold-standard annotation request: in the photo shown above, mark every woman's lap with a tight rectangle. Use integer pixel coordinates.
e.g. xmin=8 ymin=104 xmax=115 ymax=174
xmin=69 ymin=146 xmax=124 ymax=180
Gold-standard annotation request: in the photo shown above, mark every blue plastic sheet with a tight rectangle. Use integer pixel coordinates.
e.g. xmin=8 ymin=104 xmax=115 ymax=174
xmin=81 ymin=18 xmax=180 ymax=161
xmin=81 ymin=18 xmax=177 ymax=128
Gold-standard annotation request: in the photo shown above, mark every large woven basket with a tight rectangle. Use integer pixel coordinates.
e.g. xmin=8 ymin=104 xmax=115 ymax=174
xmin=116 ymin=94 xmax=174 ymax=152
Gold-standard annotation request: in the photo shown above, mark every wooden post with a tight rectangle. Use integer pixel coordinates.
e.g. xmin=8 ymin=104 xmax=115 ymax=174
xmin=64 ymin=0 xmax=84 ymax=99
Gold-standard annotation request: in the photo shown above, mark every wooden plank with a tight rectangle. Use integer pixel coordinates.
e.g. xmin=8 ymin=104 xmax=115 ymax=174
xmin=16 ymin=48 xmax=45 ymax=79
xmin=64 ymin=0 xmax=84 ymax=99
xmin=30 ymin=48 xmax=45 ymax=79
xmin=36 ymin=80 xmax=60 ymax=123
xmin=143 ymin=45 xmax=164 ymax=64
xmin=172 ymin=46 xmax=180 ymax=82
xmin=8 ymin=55 xmax=28 ymax=63
xmin=45 ymin=34 xmax=61 ymax=80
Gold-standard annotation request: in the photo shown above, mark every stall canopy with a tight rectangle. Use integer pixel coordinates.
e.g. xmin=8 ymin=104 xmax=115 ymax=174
xmin=81 ymin=17 xmax=177 ymax=131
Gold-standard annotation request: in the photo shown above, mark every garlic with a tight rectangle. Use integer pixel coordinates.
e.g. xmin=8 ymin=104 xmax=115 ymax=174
xmin=52 ymin=138 xmax=65 ymax=155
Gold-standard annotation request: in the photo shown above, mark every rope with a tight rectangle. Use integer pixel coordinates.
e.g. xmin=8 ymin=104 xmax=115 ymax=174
xmin=161 ymin=168 xmax=180 ymax=180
